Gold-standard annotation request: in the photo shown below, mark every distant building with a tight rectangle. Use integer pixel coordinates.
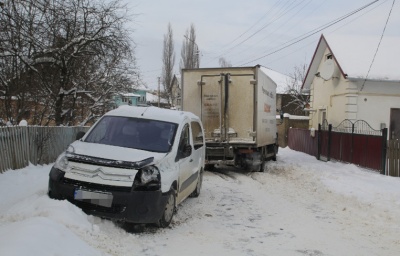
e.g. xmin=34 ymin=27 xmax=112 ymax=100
xmin=302 ymin=34 xmax=400 ymax=139
xmin=114 ymin=90 xmax=147 ymax=107
xmin=146 ymin=91 xmax=169 ymax=108
xmin=261 ymin=67 xmax=308 ymax=116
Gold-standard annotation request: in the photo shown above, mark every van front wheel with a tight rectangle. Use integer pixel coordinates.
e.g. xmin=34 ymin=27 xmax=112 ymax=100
xmin=158 ymin=189 xmax=176 ymax=228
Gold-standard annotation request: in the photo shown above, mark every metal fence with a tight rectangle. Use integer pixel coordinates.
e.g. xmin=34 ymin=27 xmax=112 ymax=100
xmin=287 ymin=128 xmax=318 ymax=157
xmin=0 ymin=126 xmax=89 ymax=173
xmin=318 ymin=120 xmax=386 ymax=172
xmin=288 ymin=119 xmax=387 ymax=173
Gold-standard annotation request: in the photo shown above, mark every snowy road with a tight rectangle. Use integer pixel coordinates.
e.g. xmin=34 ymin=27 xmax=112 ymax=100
xmin=1 ymin=148 xmax=400 ymax=256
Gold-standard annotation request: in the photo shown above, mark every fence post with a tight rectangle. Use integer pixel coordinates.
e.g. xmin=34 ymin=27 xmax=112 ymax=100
xmin=317 ymin=123 xmax=321 ymax=160
xmin=350 ymin=123 xmax=354 ymax=163
xmin=327 ymin=124 xmax=332 ymax=161
xmin=381 ymin=128 xmax=388 ymax=175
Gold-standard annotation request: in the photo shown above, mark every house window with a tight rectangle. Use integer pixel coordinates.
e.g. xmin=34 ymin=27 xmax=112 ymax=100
xmin=319 ymin=109 xmax=327 ymax=124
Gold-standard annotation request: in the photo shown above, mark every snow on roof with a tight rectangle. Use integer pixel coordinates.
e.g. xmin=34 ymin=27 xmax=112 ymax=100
xmin=325 ymin=34 xmax=400 ymax=80
xmin=120 ymin=93 xmax=141 ymax=97
xmin=106 ymin=105 xmax=199 ymax=124
xmin=146 ymin=92 xmax=168 ymax=103
xmin=260 ymin=66 xmax=295 ymax=94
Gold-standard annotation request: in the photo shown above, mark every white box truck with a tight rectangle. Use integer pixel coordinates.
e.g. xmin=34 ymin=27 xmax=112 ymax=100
xmin=181 ymin=65 xmax=278 ymax=171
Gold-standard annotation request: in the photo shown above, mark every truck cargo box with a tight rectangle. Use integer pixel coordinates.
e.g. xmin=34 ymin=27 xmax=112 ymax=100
xmin=182 ymin=65 xmax=278 ymax=171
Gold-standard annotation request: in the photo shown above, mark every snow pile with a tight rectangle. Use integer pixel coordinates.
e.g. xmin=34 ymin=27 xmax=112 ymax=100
xmin=1 ymin=148 xmax=400 ymax=255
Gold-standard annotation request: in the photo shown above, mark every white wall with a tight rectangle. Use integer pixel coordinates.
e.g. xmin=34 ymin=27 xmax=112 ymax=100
xmin=308 ymin=48 xmax=400 ymax=133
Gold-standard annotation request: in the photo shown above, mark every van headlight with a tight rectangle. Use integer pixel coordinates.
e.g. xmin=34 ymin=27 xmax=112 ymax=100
xmin=133 ymin=165 xmax=161 ymax=191
xmin=140 ymin=165 xmax=160 ymax=184
xmin=54 ymin=153 xmax=70 ymax=172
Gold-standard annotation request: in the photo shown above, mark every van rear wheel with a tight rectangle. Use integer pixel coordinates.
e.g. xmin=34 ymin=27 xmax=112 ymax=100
xmin=158 ymin=189 xmax=176 ymax=228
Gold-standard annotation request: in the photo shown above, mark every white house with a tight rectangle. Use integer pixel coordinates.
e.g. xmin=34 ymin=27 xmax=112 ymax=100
xmin=302 ymin=34 xmax=400 ymax=139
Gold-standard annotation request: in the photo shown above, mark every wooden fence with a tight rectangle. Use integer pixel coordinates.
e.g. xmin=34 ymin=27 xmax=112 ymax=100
xmin=386 ymin=140 xmax=400 ymax=177
xmin=0 ymin=126 xmax=89 ymax=173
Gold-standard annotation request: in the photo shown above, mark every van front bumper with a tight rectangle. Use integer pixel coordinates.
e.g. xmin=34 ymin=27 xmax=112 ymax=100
xmin=48 ymin=167 xmax=168 ymax=224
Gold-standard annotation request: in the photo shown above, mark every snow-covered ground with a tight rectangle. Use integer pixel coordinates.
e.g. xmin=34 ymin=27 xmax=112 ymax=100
xmin=1 ymin=147 xmax=400 ymax=256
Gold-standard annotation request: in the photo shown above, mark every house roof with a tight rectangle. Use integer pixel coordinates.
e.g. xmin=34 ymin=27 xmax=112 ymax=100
xmin=120 ymin=93 xmax=141 ymax=97
xmin=260 ymin=66 xmax=295 ymax=94
xmin=146 ymin=92 xmax=168 ymax=103
xmin=303 ymin=34 xmax=400 ymax=89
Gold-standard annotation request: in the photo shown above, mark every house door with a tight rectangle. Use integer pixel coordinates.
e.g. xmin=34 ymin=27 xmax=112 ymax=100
xmin=390 ymin=108 xmax=400 ymax=140
xmin=318 ymin=109 xmax=327 ymax=124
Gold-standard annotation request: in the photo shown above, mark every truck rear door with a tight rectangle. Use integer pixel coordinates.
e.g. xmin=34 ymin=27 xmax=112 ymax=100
xmin=201 ymin=73 xmax=255 ymax=144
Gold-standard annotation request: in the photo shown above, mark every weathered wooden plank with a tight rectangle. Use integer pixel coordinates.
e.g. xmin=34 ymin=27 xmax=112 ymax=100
xmin=0 ymin=126 xmax=89 ymax=172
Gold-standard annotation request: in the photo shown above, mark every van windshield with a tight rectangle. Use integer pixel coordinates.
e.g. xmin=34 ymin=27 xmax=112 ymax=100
xmin=84 ymin=116 xmax=178 ymax=153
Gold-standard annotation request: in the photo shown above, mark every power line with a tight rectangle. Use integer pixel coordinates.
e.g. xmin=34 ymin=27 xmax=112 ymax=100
xmin=207 ymin=0 xmax=305 ymax=63
xmin=233 ymin=0 xmax=315 ymax=63
xmin=361 ymin=0 xmax=396 ymax=91
xmin=237 ymin=0 xmax=380 ymax=66
xmin=220 ymin=0 xmax=284 ymax=48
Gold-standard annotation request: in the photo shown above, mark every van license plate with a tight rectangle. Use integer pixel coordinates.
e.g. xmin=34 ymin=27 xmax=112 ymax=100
xmin=74 ymin=189 xmax=113 ymax=208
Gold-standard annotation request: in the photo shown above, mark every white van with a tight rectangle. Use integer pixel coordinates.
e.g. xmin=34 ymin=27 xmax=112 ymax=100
xmin=48 ymin=106 xmax=205 ymax=228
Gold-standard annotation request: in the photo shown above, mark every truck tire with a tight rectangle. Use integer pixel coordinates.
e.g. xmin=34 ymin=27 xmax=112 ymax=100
xmin=205 ymin=164 xmax=215 ymax=171
xmin=272 ymin=144 xmax=278 ymax=161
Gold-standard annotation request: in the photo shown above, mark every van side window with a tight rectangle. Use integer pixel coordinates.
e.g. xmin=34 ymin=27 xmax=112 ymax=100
xmin=178 ymin=124 xmax=191 ymax=158
xmin=191 ymin=121 xmax=204 ymax=150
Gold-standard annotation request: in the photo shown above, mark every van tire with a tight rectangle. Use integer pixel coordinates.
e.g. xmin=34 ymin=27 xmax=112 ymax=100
xmin=158 ymin=189 xmax=176 ymax=228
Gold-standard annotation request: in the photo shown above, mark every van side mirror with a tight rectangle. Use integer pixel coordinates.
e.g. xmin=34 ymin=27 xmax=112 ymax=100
xmin=76 ymin=131 xmax=86 ymax=140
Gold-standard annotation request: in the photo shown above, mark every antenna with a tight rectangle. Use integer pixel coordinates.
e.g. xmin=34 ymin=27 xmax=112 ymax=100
xmin=141 ymin=107 xmax=150 ymax=116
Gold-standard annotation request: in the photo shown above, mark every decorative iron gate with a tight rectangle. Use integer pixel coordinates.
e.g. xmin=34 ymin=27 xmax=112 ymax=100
xmin=318 ymin=119 xmax=387 ymax=172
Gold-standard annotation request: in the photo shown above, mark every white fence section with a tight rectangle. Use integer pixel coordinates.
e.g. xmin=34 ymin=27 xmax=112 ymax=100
xmin=0 ymin=126 xmax=89 ymax=173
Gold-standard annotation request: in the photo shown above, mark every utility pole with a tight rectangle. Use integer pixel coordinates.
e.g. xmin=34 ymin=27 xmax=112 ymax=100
xmin=158 ymin=77 xmax=160 ymax=107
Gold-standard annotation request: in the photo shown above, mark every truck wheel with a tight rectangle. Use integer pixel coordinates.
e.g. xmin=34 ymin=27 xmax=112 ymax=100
xmin=158 ymin=189 xmax=176 ymax=228
xmin=272 ymin=144 xmax=278 ymax=161
xmin=205 ymin=164 xmax=215 ymax=171
xmin=190 ymin=169 xmax=203 ymax=198
xmin=257 ymin=154 xmax=266 ymax=172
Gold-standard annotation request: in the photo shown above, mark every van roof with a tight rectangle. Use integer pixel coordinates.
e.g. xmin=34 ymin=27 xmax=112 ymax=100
xmin=105 ymin=105 xmax=200 ymax=124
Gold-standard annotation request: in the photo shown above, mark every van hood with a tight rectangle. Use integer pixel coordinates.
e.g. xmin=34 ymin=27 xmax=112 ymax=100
xmin=67 ymin=140 xmax=167 ymax=168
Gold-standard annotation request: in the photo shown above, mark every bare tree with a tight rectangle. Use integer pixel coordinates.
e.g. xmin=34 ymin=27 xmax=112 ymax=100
xmin=219 ymin=57 xmax=232 ymax=67
xmin=180 ymin=23 xmax=199 ymax=72
xmin=161 ymin=23 xmax=175 ymax=105
xmin=283 ymin=63 xmax=310 ymax=114
xmin=0 ymin=0 xmax=139 ymax=126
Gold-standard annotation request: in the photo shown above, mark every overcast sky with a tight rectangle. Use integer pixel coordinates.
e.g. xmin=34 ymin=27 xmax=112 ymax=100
xmin=126 ymin=0 xmax=399 ymax=89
